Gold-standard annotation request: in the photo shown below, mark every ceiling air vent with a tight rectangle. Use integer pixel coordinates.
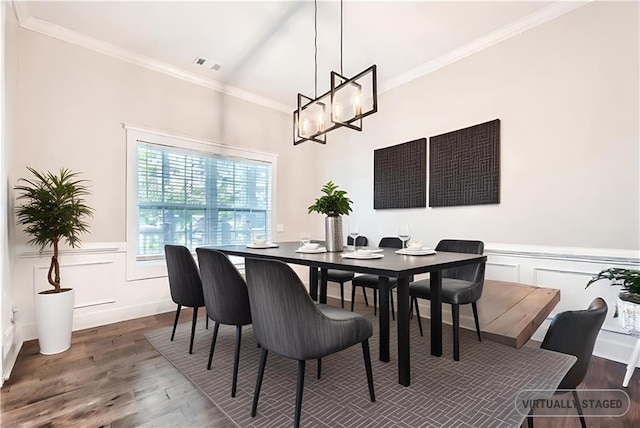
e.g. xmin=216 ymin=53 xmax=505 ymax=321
xmin=193 ymin=56 xmax=221 ymax=71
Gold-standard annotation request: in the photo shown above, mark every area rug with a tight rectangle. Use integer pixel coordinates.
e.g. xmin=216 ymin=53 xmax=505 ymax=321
xmin=145 ymin=310 xmax=575 ymax=428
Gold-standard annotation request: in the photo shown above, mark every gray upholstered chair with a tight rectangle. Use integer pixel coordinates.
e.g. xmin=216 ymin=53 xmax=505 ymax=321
xmin=245 ymin=257 xmax=375 ymax=428
xmin=326 ymin=235 xmax=369 ymax=308
xmin=528 ymin=297 xmax=607 ymax=428
xmin=409 ymin=239 xmax=485 ymax=361
xmin=196 ymin=248 xmax=252 ymax=398
xmin=164 ymin=245 xmax=206 ymax=354
xmin=350 ymin=237 xmax=403 ymax=318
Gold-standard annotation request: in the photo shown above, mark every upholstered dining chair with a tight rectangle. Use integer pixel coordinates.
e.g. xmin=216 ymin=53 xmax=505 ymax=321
xmin=196 ymin=248 xmax=252 ymax=398
xmin=245 ymin=257 xmax=375 ymax=428
xmin=409 ymin=239 xmax=485 ymax=361
xmin=326 ymin=235 xmax=369 ymax=308
xmin=351 ymin=237 xmax=403 ymax=319
xmin=527 ymin=297 xmax=607 ymax=428
xmin=164 ymin=245 xmax=206 ymax=354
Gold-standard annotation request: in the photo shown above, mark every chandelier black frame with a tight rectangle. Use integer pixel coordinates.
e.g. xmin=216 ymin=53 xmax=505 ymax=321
xmin=293 ymin=1 xmax=377 ymax=146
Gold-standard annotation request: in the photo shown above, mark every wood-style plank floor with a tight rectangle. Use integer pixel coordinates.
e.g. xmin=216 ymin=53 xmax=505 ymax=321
xmin=1 ymin=297 xmax=638 ymax=427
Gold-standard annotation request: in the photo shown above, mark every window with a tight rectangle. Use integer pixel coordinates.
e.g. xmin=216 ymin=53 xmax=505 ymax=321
xmin=126 ymin=126 xmax=277 ymax=280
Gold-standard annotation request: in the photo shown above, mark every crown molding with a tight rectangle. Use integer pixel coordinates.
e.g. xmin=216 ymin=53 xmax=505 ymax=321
xmin=15 ymin=12 xmax=292 ymax=114
xmin=380 ymin=0 xmax=592 ymax=94
xmin=12 ymin=0 xmax=591 ymax=112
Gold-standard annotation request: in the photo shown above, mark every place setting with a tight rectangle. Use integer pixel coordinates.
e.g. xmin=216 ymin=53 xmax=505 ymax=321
xmin=296 ymin=232 xmax=327 ymax=253
xmin=341 ymin=224 xmax=384 ymax=259
xmin=245 ymin=233 xmax=279 ymax=249
xmin=395 ymin=225 xmax=435 ymax=256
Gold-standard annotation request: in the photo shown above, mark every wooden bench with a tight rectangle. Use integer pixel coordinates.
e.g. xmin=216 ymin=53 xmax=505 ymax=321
xmin=475 ymin=280 xmax=560 ymax=349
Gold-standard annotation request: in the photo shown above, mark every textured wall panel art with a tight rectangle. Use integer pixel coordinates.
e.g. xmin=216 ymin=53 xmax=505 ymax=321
xmin=374 ymin=138 xmax=426 ymax=209
xmin=429 ymin=119 xmax=500 ymax=207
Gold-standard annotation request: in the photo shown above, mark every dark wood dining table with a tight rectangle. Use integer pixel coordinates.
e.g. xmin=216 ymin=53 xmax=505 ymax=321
xmin=202 ymin=241 xmax=487 ymax=387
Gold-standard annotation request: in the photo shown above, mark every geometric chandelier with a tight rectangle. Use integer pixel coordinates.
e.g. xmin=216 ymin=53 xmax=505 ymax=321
xmin=294 ymin=0 xmax=377 ymax=145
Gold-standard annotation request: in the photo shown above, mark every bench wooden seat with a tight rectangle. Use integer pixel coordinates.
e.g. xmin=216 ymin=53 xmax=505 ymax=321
xmin=476 ymin=280 xmax=560 ymax=349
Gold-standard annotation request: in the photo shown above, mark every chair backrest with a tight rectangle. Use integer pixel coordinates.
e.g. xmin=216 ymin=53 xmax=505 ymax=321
xmin=164 ymin=245 xmax=205 ymax=308
xmin=541 ymin=297 xmax=607 ymax=389
xmin=379 ymin=237 xmax=403 ymax=249
xmin=347 ymin=235 xmax=368 ymax=247
xmin=435 ymin=239 xmax=485 ymax=284
xmin=195 ymin=248 xmax=251 ymax=326
xmin=245 ymin=257 xmax=341 ymax=360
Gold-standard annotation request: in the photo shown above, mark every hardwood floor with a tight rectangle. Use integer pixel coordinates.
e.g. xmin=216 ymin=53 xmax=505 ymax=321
xmin=1 ymin=297 xmax=638 ymax=427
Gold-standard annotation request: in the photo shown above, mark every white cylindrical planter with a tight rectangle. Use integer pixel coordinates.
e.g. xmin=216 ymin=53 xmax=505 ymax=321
xmin=35 ymin=288 xmax=75 ymax=355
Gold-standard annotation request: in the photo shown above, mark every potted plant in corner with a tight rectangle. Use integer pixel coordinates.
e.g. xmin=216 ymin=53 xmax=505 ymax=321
xmin=308 ymin=181 xmax=353 ymax=252
xmin=586 ymin=268 xmax=640 ymax=334
xmin=14 ymin=167 xmax=94 ymax=355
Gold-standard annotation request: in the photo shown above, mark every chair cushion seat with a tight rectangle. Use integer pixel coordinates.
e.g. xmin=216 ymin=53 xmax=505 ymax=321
xmin=304 ymin=304 xmax=373 ymax=359
xmin=409 ymin=278 xmax=480 ymax=305
xmin=326 ymin=269 xmax=355 ymax=283
xmin=352 ymin=274 xmax=398 ymax=289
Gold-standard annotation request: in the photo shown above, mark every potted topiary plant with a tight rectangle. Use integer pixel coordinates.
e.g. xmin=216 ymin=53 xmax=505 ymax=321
xmin=14 ymin=167 xmax=94 ymax=354
xmin=308 ymin=181 xmax=353 ymax=252
xmin=586 ymin=268 xmax=640 ymax=334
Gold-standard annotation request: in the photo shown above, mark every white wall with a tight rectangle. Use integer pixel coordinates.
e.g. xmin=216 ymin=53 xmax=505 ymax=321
xmin=2 ymin=1 xmax=20 ymax=384
xmin=315 ymin=1 xmax=639 ymax=251
xmin=5 ymin=21 xmax=319 ymax=364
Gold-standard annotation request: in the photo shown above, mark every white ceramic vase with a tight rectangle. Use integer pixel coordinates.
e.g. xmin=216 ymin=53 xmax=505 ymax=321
xmin=35 ymin=288 xmax=75 ymax=355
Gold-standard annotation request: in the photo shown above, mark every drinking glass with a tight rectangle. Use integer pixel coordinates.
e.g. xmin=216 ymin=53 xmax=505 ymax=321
xmin=300 ymin=231 xmax=311 ymax=248
xmin=398 ymin=224 xmax=410 ymax=249
xmin=348 ymin=224 xmax=360 ymax=252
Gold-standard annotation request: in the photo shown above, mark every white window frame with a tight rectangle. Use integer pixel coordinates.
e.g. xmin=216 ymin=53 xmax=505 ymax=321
xmin=124 ymin=124 xmax=278 ymax=281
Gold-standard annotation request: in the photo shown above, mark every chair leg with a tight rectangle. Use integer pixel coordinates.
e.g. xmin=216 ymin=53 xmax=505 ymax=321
xmin=351 ymin=285 xmax=356 ymax=312
xmin=231 ymin=326 xmax=242 ymax=397
xmin=251 ymin=348 xmax=268 ymax=417
xmin=294 ymin=360 xmax=306 ymax=428
xmin=340 ymin=283 xmax=345 ymax=308
xmin=206 ymin=316 xmax=209 ymax=330
xmin=527 ymin=409 xmax=534 ymax=428
xmin=373 ymin=289 xmax=377 ymax=316
xmin=317 ymin=358 xmax=322 ymax=379
xmin=414 ymin=298 xmax=424 ymax=337
xmin=452 ymin=304 xmax=460 ymax=361
xmin=171 ymin=304 xmax=181 ymax=341
xmin=572 ymin=390 xmax=587 ymax=428
xmin=472 ymin=302 xmax=482 ymax=341
xmin=207 ymin=322 xmax=220 ymax=370
xmin=362 ymin=339 xmax=376 ymax=402
xmin=189 ymin=307 xmax=198 ymax=354
xmin=362 ymin=287 xmax=369 ymax=307
xmin=390 ymin=290 xmax=395 ymax=321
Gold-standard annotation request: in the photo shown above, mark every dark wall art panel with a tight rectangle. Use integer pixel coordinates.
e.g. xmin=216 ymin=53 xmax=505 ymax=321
xmin=374 ymin=138 xmax=426 ymax=209
xmin=429 ymin=119 xmax=500 ymax=207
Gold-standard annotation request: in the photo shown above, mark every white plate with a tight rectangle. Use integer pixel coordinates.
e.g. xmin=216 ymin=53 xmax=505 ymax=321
xmin=395 ymin=248 xmax=436 ymax=256
xmin=246 ymin=243 xmax=279 ymax=249
xmin=351 ymin=247 xmax=384 ymax=253
xmin=295 ymin=247 xmax=327 ymax=254
xmin=341 ymin=252 xmax=385 ymax=259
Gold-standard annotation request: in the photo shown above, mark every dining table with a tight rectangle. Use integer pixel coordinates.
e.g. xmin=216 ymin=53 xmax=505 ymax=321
xmin=202 ymin=241 xmax=487 ymax=387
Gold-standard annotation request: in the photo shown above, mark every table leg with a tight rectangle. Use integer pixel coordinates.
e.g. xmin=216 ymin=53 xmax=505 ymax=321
xmin=378 ymin=276 xmax=390 ymax=362
xmin=623 ymin=338 xmax=640 ymax=387
xmin=397 ymin=276 xmax=410 ymax=386
xmin=430 ymin=270 xmax=443 ymax=357
xmin=309 ymin=267 xmax=318 ymax=302
xmin=319 ymin=268 xmax=328 ymax=304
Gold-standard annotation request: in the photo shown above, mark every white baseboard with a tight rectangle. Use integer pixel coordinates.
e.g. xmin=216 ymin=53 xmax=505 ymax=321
xmin=2 ymin=337 xmax=23 ymax=386
xmin=19 ymin=299 xmax=176 ymax=343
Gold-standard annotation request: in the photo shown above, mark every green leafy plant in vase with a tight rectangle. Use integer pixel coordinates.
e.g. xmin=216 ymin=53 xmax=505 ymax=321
xmin=14 ymin=167 xmax=94 ymax=354
xmin=308 ymin=181 xmax=353 ymax=252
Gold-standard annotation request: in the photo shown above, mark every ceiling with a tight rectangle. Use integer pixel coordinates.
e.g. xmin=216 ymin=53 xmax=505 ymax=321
xmin=16 ymin=1 xmax=583 ymax=111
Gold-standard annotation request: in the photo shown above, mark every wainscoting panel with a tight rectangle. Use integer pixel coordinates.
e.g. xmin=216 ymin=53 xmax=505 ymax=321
xmin=34 ymin=261 xmax=116 ymax=308
xmin=486 ymin=261 xmax=520 ymax=282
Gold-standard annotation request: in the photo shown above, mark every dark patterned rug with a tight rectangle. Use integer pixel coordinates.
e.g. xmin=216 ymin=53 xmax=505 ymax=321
xmin=146 ymin=309 xmax=575 ymax=428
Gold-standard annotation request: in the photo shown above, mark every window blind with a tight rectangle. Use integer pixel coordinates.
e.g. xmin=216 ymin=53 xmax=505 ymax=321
xmin=136 ymin=142 xmax=272 ymax=258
